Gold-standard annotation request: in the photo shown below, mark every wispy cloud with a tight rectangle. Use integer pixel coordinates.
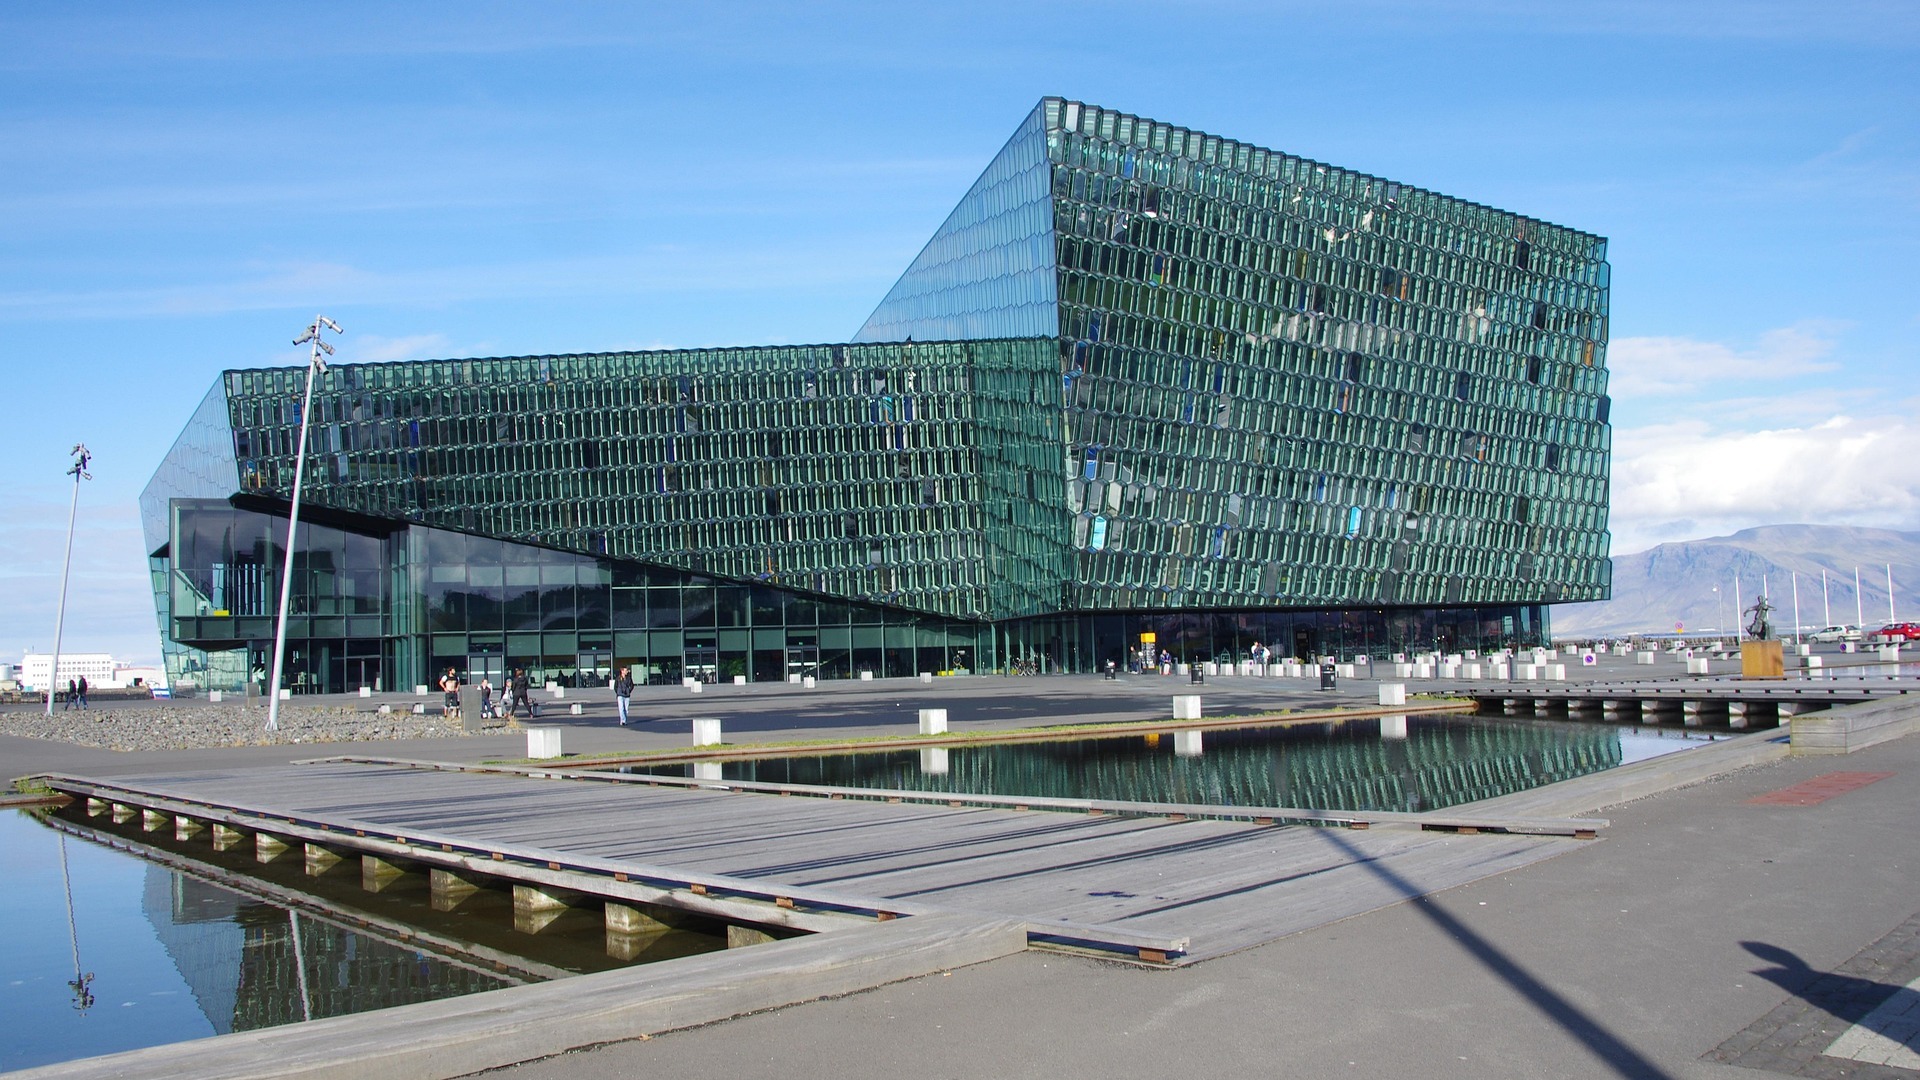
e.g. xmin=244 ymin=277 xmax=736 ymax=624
xmin=1608 ymin=323 xmax=1844 ymax=399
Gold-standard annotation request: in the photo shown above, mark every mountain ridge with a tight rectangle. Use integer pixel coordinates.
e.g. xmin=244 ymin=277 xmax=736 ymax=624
xmin=1552 ymin=524 xmax=1920 ymax=638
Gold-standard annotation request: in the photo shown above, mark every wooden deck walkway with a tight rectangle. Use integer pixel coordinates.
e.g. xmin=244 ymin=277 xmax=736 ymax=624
xmin=44 ymin=760 xmax=1587 ymax=964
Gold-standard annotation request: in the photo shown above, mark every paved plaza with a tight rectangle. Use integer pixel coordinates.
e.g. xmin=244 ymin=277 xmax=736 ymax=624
xmin=5 ymin=650 xmax=1919 ymax=1079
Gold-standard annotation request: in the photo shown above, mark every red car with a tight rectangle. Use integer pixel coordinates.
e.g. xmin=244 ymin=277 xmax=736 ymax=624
xmin=1873 ymin=622 xmax=1920 ymax=641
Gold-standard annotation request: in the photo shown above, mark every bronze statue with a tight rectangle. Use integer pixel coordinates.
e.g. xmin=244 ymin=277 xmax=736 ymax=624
xmin=1744 ymin=594 xmax=1774 ymax=641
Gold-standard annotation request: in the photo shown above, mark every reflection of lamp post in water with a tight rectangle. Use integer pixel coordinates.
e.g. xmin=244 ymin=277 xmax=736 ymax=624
xmin=57 ymin=835 xmax=95 ymax=1012
xmin=266 ymin=317 xmax=341 ymax=732
xmin=289 ymin=909 xmax=313 ymax=1022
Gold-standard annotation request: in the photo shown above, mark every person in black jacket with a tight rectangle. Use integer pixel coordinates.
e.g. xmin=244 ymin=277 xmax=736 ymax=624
xmin=511 ymin=668 xmax=532 ymax=718
xmin=614 ymin=665 xmax=636 ymax=726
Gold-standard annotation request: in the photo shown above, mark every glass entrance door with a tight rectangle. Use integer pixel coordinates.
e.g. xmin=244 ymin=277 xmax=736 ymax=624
xmin=575 ymin=651 xmax=610 ymax=688
xmin=683 ymin=644 xmax=718 ymax=684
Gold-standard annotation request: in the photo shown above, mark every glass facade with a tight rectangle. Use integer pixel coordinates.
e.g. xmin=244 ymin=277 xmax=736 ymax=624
xmin=144 ymin=98 xmax=1608 ymax=691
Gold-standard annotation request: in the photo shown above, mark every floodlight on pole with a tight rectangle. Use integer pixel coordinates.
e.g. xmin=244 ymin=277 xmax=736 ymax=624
xmin=265 ymin=316 xmax=339 ymax=733
xmin=45 ymin=444 xmax=92 ymax=716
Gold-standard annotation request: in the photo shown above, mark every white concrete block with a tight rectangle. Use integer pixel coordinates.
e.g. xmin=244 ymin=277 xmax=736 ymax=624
xmin=688 ymin=681 xmax=703 ymax=694
xmin=1636 ymin=651 xmax=1656 ymax=665
xmin=859 ymin=671 xmax=874 ymax=681
xmin=1492 ymin=663 xmax=1510 ymax=679
xmin=692 ymin=717 xmax=723 ymax=746
xmin=1880 ymin=645 xmax=1902 ymax=660
xmin=1464 ymin=663 xmax=1483 ymax=679
xmin=1546 ymin=664 xmax=1567 ymax=680
xmin=732 ymin=675 xmax=746 ymax=685
xmin=1378 ymin=683 xmax=1407 ymax=706
xmin=920 ymin=672 xmax=933 ymax=683
xmin=1520 ymin=664 xmax=1540 ymax=680
xmin=789 ymin=673 xmax=802 ymax=684
xmin=208 ymin=690 xmax=222 ymax=703
xmin=569 ymin=702 xmax=583 ymax=715
xmin=918 ymin=708 xmax=947 ymax=735
xmin=693 ymin=762 xmax=722 ymax=781
xmin=802 ymin=675 xmax=816 ymax=688
xmin=378 ymin=703 xmax=392 ymax=714
xmin=1380 ymin=715 xmax=1408 ymax=739
xmin=1438 ymin=663 xmax=1459 ymax=679
xmin=1395 ymin=663 xmax=1414 ymax=678
xmin=918 ymin=747 xmax=949 ymax=775
xmin=552 ymin=687 xmax=566 ymax=699
xmin=1686 ymin=658 xmax=1711 ymax=675
xmin=1337 ymin=663 xmax=1356 ymax=678
xmin=278 ymin=688 xmax=291 ymax=700
xmin=1796 ymin=644 xmax=1812 ymax=657
xmin=415 ymin=685 xmax=429 ymax=695
xmin=1391 ymin=653 xmax=1407 ymax=664
xmin=1805 ymin=655 xmax=1823 ymax=668
xmin=1173 ymin=730 xmax=1204 ymax=757
xmin=1414 ymin=664 xmax=1434 ymax=679
xmin=411 ymin=703 xmax=425 ymax=714
xmin=1172 ymin=695 xmax=1202 ymax=720
xmin=358 ymin=686 xmax=372 ymax=697
xmin=526 ymin=725 xmax=562 ymax=759
xmin=1204 ymin=662 xmax=1219 ymax=676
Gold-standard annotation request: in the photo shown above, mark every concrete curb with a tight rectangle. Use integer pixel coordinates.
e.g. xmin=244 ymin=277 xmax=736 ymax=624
xmin=1449 ymin=726 xmax=1793 ymax=820
xmin=5 ymin=914 xmax=1028 ymax=1080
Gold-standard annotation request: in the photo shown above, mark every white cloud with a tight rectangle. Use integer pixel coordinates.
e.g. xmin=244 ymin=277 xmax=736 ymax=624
xmin=1609 ymin=413 xmax=1920 ymax=553
xmin=1607 ymin=323 xmax=1842 ymax=399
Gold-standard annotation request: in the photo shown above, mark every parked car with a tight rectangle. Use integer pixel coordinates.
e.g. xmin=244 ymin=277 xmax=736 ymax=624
xmin=1872 ymin=622 xmax=1920 ymax=642
xmin=1808 ymin=625 xmax=1862 ymax=643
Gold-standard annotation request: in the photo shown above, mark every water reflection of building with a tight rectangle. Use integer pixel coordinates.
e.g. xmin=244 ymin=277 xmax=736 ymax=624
xmin=712 ymin=720 xmax=1625 ymax=813
xmin=139 ymin=865 xmax=509 ymax=1033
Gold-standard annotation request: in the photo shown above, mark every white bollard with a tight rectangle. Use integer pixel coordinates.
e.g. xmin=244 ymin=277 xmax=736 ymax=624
xmin=569 ymin=702 xmax=583 ymax=715
xmin=278 ymin=688 xmax=291 ymax=700
xmin=378 ymin=703 xmax=392 ymax=714
xmin=1173 ymin=730 xmax=1204 ymax=757
xmin=918 ymin=708 xmax=947 ymax=735
xmin=1464 ymin=663 xmax=1483 ymax=679
xmin=732 ymin=675 xmax=746 ymax=685
xmin=209 ymin=690 xmax=223 ymax=703
xmin=1545 ymin=664 xmax=1567 ymax=680
xmin=692 ymin=717 xmax=723 ymax=746
xmin=1379 ymin=683 xmax=1407 ymax=706
xmin=1805 ymin=655 xmax=1823 ymax=668
xmin=1395 ymin=663 xmax=1414 ymax=678
xmin=412 ymin=702 xmax=425 ymax=714
xmin=1438 ymin=662 xmax=1459 ymax=679
xmin=415 ymin=684 xmax=429 ymax=695
xmin=1795 ymin=644 xmax=1812 ymax=657
xmin=526 ymin=725 xmax=562 ymax=759
xmin=1415 ymin=663 xmax=1434 ymax=679
xmin=1337 ymin=663 xmax=1356 ymax=678
xmin=552 ymin=687 xmax=566 ymax=699
xmin=919 ymin=672 xmax=933 ymax=683
xmin=789 ymin=673 xmax=802 ymax=684
xmin=860 ymin=671 xmax=874 ymax=681
xmin=1492 ymin=663 xmax=1510 ymax=679
xmin=1686 ymin=658 xmax=1710 ymax=675
xmin=802 ymin=675 xmax=816 ymax=688
xmin=1520 ymin=664 xmax=1540 ymax=680
xmin=1635 ymin=651 xmax=1656 ymax=665
xmin=689 ymin=682 xmax=703 ymax=694
xmin=1172 ymin=695 xmax=1202 ymax=720
xmin=693 ymin=762 xmax=724 ymax=781
xmin=1205 ymin=662 xmax=1219 ymax=676
xmin=359 ymin=686 xmax=372 ymax=697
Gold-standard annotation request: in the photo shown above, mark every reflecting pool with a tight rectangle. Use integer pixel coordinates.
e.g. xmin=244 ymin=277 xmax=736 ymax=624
xmin=622 ymin=716 xmax=1724 ymax=812
xmin=0 ymin=809 xmax=722 ymax=1072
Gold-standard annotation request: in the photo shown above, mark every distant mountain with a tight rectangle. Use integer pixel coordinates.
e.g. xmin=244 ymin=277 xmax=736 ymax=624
xmin=1553 ymin=524 xmax=1920 ymax=639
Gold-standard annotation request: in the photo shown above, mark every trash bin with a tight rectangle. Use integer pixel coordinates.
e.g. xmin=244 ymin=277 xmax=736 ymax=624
xmin=1319 ymin=661 xmax=1338 ymax=691
xmin=1190 ymin=664 xmax=1205 ymax=685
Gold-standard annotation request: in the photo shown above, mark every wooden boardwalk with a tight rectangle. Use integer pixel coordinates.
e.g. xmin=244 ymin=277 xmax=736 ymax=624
xmin=45 ymin=760 xmax=1586 ymax=964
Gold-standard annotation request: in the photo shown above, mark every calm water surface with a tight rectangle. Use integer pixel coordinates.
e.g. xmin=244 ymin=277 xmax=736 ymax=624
xmin=0 ymin=809 xmax=721 ymax=1072
xmin=622 ymin=714 xmax=1726 ymax=812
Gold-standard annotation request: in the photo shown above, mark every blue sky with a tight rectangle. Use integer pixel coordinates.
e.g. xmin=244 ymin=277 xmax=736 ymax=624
xmin=2 ymin=1 xmax=1916 ymax=663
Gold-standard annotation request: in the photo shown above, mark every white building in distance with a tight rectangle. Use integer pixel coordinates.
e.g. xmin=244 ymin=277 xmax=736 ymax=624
xmin=16 ymin=653 xmax=160 ymax=691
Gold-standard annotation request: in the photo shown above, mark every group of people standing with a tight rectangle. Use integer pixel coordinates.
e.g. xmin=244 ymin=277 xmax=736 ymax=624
xmin=433 ymin=666 xmax=641 ymax=727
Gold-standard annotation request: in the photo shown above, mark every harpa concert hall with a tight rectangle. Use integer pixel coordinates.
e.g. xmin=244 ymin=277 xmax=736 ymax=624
xmin=142 ymin=98 xmax=1612 ymax=694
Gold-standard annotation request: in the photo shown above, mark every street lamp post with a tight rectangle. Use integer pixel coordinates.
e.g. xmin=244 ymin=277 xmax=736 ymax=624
xmin=265 ymin=316 xmax=340 ymax=733
xmin=45 ymin=444 xmax=91 ymax=716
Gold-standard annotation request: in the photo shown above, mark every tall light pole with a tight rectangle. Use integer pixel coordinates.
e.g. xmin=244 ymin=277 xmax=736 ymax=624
xmin=265 ymin=316 xmax=340 ymax=733
xmin=45 ymin=444 xmax=91 ymax=716
xmin=1856 ymin=566 xmax=1864 ymax=627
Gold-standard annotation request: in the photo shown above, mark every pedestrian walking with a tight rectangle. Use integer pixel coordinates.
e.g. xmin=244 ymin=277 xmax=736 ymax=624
xmin=614 ymin=665 xmax=635 ymax=726
xmin=64 ymin=678 xmax=77 ymax=710
xmin=511 ymin=668 xmax=532 ymax=719
xmin=77 ymin=676 xmax=88 ymax=709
